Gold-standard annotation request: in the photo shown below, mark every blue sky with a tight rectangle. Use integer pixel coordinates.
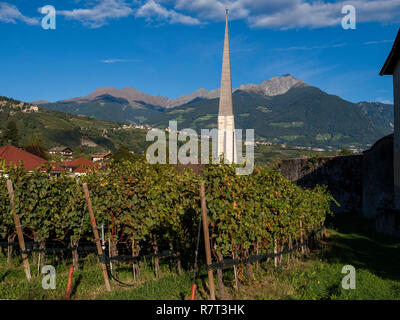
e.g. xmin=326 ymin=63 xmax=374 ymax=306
xmin=0 ymin=0 xmax=399 ymax=104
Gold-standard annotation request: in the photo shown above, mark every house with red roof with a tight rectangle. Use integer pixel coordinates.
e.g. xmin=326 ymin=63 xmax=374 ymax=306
xmin=48 ymin=146 xmax=73 ymax=158
xmin=60 ymin=157 xmax=99 ymax=176
xmin=92 ymin=152 xmax=112 ymax=163
xmin=0 ymin=145 xmax=63 ymax=173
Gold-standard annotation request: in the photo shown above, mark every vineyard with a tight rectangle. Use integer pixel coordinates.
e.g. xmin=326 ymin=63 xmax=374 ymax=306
xmin=0 ymin=159 xmax=336 ymax=298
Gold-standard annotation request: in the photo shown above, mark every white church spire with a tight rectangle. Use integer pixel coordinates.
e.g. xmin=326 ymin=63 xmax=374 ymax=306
xmin=217 ymin=8 xmax=237 ymax=163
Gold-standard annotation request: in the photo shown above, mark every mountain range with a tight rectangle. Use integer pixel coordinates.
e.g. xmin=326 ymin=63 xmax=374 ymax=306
xmin=37 ymin=75 xmax=393 ymax=149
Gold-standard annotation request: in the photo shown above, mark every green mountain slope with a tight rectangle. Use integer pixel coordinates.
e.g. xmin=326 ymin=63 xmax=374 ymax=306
xmin=38 ymin=84 xmax=394 ymax=149
xmin=0 ymin=96 xmax=354 ymax=164
xmin=0 ymin=96 xmax=150 ymax=154
xmin=149 ymin=86 xmax=392 ymax=148
xmin=358 ymin=101 xmax=394 ymax=130
xmin=41 ymin=94 xmax=164 ymax=124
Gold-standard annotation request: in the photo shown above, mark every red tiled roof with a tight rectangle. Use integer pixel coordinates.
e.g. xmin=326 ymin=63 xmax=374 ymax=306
xmin=62 ymin=157 xmax=96 ymax=168
xmin=0 ymin=145 xmax=63 ymax=172
xmin=72 ymin=167 xmax=87 ymax=173
xmin=61 ymin=157 xmax=99 ymax=173
xmin=92 ymin=153 xmax=112 ymax=158
xmin=52 ymin=165 xmax=65 ymax=172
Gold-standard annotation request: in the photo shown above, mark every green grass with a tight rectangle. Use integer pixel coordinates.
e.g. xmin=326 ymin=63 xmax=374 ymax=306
xmin=280 ymin=135 xmax=304 ymax=142
xmin=99 ymin=273 xmax=193 ymax=300
xmin=269 ymin=122 xmax=304 ymax=128
xmin=193 ymin=114 xmax=216 ymax=124
xmin=316 ymin=133 xmax=332 ymax=141
xmin=254 ymin=144 xmax=336 ymax=167
xmin=134 ymin=116 xmax=147 ymax=122
xmin=168 ymin=108 xmax=195 ymax=114
xmin=256 ymin=106 xmax=271 ymax=113
xmin=1 ymin=214 xmax=399 ymax=300
xmin=230 ymin=214 xmax=400 ymax=300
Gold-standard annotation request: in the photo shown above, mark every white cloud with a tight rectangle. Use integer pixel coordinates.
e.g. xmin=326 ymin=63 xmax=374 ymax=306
xmin=58 ymin=0 xmax=133 ymax=28
xmin=0 ymin=2 xmax=39 ymax=25
xmin=273 ymin=43 xmax=348 ymax=51
xmin=364 ymin=40 xmax=393 ymax=45
xmin=172 ymin=0 xmax=298 ymax=21
xmin=147 ymin=0 xmax=400 ymax=29
xmin=249 ymin=0 xmax=400 ymax=29
xmin=376 ymin=97 xmax=393 ymax=104
xmin=101 ymin=58 xmax=142 ymax=63
xmin=248 ymin=1 xmax=341 ymax=29
xmin=3 ymin=0 xmax=400 ymax=29
xmin=136 ymin=0 xmax=201 ymax=25
xmin=172 ymin=0 xmax=235 ymax=21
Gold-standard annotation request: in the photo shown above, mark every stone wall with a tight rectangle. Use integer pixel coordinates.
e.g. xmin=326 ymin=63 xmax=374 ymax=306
xmin=362 ymin=134 xmax=394 ymax=218
xmin=279 ymin=134 xmax=394 ymax=219
xmin=376 ymin=209 xmax=400 ymax=238
xmin=279 ymin=155 xmax=363 ymax=213
xmin=393 ymin=61 xmax=400 ymax=208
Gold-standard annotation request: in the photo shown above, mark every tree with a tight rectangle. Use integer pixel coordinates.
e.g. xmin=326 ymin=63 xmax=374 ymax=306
xmin=23 ymin=134 xmax=48 ymax=160
xmin=112 ymin=145 xmax=135 ymax=163
xmin=3 ymin=121 xmax=19 ymax=146
xmin=339 ymin=148 xmax=352 ymax=156
xmin=70 ymin=146 xmax=90 ymax=160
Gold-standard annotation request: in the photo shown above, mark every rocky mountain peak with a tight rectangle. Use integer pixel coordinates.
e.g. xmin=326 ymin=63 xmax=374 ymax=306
xmin=238 ymin=75 xmax=305 ymax=96
xmin=48 ymin=75 xmax=308 ymax=109
xmin=258 ymin=75 xmax=306 ymax=96
xmin=86 ymin=86 xmax=170 ymax=107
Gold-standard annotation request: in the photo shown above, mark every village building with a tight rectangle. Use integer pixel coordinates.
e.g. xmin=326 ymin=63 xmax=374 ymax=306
xmin=59 ymin=157 xmax=99 ymax=176
xmin=0 ymin=146 xmax=99 ymax=177
xmin=0 ymin=145 xmax=63 ymax=174
xmin=48 ymin=146 xmax=73 ymax=158
xmin=22 ymin=105 xmax=39 ymax=113
xmin=91 ymin=152 xmax=112 ymax=163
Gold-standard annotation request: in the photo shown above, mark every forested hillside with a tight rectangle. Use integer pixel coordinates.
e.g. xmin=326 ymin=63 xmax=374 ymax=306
xmin=0 ymin=96 xmax=150 ymax=154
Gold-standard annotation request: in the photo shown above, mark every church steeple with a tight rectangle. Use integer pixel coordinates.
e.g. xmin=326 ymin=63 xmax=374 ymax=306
xmin=217 ymin=8 xmax=237 ymax=163
xmin=218 ymin=8 xmax=233 ymax=117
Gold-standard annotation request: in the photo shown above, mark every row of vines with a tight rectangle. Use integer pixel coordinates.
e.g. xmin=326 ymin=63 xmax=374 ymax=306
xmin=0 ymin=159 xmax=336 ymax=282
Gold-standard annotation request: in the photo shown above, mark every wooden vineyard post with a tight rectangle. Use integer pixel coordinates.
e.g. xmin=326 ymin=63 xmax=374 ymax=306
xmin=83 ymin=183 xmax=111 ymax=292
xmin=256 ymin=241 xmax=260 ymax=272
xmin=200 ymin=182 xmax=216 ymax=300
xmin=153 ymin=240 xmax=161 ymax=279
xmin=232 ymin=246 xmax=239 ymax=290
xmin=7 ymin=234 xmax=15 ymax=266
xmin=65 ymin=265 xmax=75 ymax=300
xmin=217 ymin=253 xmax=226 ymax=299
xmin=6 ymin=180 xmax=31 ymax=281
xmin=300 ymin=220 xmax=305 ymax=256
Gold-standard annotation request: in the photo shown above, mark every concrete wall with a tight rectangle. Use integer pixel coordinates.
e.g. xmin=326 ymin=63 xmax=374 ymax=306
xmin=362 ymin=134 xmax=394 ymax=218
xmin=279 ymin=155 xmax=363 ymax=213
xmin=393 ymin=61 xmax=400 ymax=208
xmin=280 ymin=134 xmax=394 ymax=218
xmin=376 ymin=209 xmax=400 ymax=238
